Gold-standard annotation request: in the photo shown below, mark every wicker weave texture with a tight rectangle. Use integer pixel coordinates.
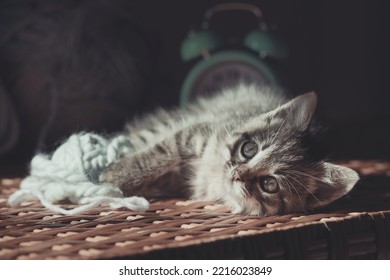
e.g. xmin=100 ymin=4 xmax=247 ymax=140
xmin=1 ymin=160 xmax=390 ymax=259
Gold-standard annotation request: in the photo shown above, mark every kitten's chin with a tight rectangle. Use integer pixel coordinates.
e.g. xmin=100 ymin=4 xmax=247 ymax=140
xmin=229 ymin=200 xmax=265 ymax=216
xmin=227 ymin=182 xmax=266 ymax=216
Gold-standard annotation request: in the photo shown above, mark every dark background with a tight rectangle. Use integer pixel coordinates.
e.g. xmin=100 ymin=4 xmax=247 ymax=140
xmin=137 ymin=0 xmax=390 ymax=159
xmin=0 ymin=0 xmax=389 ymax=174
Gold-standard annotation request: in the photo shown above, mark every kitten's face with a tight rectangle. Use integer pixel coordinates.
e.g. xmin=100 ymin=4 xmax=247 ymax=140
xmin=217 ymin=92 xmax=359 ymax=215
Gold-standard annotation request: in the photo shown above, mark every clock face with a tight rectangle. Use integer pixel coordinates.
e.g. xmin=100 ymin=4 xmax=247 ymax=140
xmin=188 ymin=60 xmax=270 ymax=101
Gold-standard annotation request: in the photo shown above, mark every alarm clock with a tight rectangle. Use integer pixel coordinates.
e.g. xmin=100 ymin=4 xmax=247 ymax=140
xmin=179 ymin=2 xmax=288 ymax=106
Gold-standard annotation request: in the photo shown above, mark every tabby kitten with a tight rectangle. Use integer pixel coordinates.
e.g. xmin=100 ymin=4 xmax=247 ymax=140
xmin=100 ymin=84 xmax=359 ymax=216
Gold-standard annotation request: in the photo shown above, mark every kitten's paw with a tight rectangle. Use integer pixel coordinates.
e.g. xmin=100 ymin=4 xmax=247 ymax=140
xmin=98 ymin=162 xmax=123 ymax=186
xmin=99 ymin=159 xmax=142 ymax=195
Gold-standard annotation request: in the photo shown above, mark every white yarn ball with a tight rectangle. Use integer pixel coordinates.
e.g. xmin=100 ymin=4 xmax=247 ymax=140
xmin=8 ymin=132 xmax=149 ymax=215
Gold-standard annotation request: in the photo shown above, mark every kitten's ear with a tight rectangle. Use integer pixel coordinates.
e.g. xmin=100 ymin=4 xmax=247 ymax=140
xmin=272 ymin=92 xmax=317 ymax=132
xmin=306 ymin=162 xmax=359 ymax=210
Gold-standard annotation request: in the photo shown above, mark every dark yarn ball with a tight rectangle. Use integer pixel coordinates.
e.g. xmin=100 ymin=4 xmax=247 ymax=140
xmin=0 ymin=0 xmax=159 ymax=158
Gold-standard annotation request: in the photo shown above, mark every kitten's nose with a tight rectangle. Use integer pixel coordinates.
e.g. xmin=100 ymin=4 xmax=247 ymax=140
xmin=233 ymin=170 xmax=242 ymax=181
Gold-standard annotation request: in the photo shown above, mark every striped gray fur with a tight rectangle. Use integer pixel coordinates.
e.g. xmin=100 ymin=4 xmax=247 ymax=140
xmin=100 ymin=84 xmax=359 ymax=216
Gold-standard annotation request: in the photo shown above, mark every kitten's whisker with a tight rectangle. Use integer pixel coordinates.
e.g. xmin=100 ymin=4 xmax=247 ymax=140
xmin=286 ymin=174 xmax=321 ymax=205
xmin=284 ymin=170 xmax=329 ymax=186
xmin=283 ymin=176 xmax=305 ymax=211
xmin=224 ymin=126 xmax=232 ymax=138
xmin=217 ymin=152 xmax=228 ymax=162
xmin=194 ymin=162 xmax=221 ymax=168
xmin=198 ymin=158 xmax=226 ymax=165
xmin=281 ymin=176 xmax=293 ymax=196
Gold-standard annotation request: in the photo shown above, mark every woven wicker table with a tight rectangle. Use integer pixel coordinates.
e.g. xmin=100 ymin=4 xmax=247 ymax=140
xmin=1 ymin=160 xmax=390 ymax=260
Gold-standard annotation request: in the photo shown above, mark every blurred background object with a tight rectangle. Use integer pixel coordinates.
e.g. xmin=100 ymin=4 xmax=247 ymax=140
xmin=0 ymin=0 xmax=162 ymax=162
xmin=0 ymin=0 xmax=389 ymax=175
xmin=179 ymin=2 xmax=288 ymax=105
xmin=0 ymin=80 xmax=20 ymax=156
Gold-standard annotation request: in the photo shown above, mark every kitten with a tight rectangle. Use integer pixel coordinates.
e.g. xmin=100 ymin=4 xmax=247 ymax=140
xmin=99 ymin=84 xmax=359 ymax=216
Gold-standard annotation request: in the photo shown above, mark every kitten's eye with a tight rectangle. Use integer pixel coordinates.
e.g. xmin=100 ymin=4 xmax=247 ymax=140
xmin=241 ymin=141 xmax=258 ymax=159
xmin=260 ymin=176 xmax=279 ymax=193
